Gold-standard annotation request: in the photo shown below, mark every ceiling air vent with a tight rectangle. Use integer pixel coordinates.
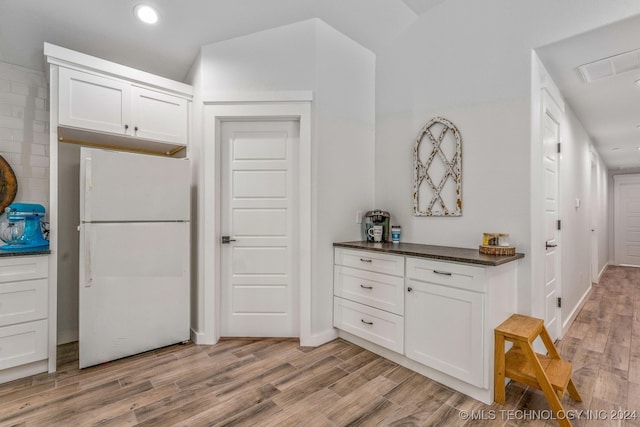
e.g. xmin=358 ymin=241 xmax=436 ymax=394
xmin=578 ymin=49 xmax=640 ymax=83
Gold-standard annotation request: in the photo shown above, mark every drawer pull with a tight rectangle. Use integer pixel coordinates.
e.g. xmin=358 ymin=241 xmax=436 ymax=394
xmin=433 ymin=270 xmax=452 ymax=276
xmin=359 ymin=258 xmax=373 ymax=263
xmin=361 ymin=319 xmax=374 ymax=326
xmin=360 ymin=284 xmax=373 ymax=290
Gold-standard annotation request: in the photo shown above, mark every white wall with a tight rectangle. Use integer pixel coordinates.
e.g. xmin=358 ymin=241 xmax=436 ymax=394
xmin=375 ymin=0 xmax=639 ymax=317
xmin=558 ymin=105 xmax=598 ymax=328
xmin=0 ymin=61 xmax=49 ymax=209
xmin=192 ymin=19 xmax=375 ymax=341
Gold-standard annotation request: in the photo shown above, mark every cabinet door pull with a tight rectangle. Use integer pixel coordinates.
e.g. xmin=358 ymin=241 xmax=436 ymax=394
xmin=407 ymin=287 xmax=413 ymax=292
xmin=360 ymin=284 xmax=373 ymax=290
xmin=359 ymin=258 xmax=372 ymax=263
xmin=433 ymin=270 xmax=452 ymax=276
xmin=124 ymin=124 xmax=129 ymax=131
xmin=361 ymin=319 xmax=374 ymax=325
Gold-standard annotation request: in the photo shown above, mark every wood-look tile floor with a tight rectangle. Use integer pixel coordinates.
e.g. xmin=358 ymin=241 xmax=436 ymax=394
xmin=1 ymin=266 xmax=639 ymax=426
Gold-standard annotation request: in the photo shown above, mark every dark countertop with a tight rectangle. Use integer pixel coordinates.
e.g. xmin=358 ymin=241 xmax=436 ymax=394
xmin=333 ymin=241 xmax=524 ymax=266
xmin=0 ymin=249 xmax=51 ymax=257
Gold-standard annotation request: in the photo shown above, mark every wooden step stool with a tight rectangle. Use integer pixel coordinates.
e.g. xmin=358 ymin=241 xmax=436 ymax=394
xmin=494 ymin=314 xmax=582 ymax=427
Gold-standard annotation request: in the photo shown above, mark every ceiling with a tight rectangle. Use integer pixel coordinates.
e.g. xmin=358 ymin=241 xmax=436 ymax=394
xmin=1 ymin=1 xmax=638 ymax=170
xmin=0 ymin=0 xmax=432 ymax=82
xmin=537 ymin=14 xmax=640 ymax=171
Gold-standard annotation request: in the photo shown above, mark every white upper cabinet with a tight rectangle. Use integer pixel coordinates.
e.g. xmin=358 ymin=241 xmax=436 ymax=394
xmin=47 ymin=43 xmax=193 ymax=157
xmin=59 ymin=67 xmax=131 ymax=135
xmin=131 ymin=86 xmax=188 ymax=144
xmin=58 ymin=67 xmax=188 ymax=146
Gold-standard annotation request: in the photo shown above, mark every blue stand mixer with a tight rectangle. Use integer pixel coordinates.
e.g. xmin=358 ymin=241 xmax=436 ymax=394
xmin=0 ymin=203 xmax=49 ymax=251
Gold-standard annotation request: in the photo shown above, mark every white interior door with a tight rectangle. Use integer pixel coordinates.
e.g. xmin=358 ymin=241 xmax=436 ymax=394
xmin=614 ymin=174 xmax=640 ymax=266
xmin=542 ymin=91 xmax=562 ymax=341
xmin=220 ymin=119 xmax=299 ymax=337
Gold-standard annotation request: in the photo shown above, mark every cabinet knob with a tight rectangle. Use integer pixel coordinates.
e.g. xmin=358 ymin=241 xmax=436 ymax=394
xmin=124 ymin=124 xmax=129 ymax=131
xmin=134 ymin=126 xmax=139 ymax=133
xmin=407 ymin=287 xmax=413 ymax=292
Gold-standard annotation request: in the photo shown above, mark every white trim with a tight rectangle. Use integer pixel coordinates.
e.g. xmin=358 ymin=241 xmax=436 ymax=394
xmin=48 ymin=64 xmax=59 ymax=373
xmin=0 ymin=360 xmax=48 ymax=385
xmin=190 ymin=328 xmax=206 ymax=344
xmin=613 ymin=174 xmax=640 ymax=266
xmin=44 ymin=42 xmax=192 ymax=97
xmin=304 ymin=328 xmax=339 ymax=347
xmin=597 ymin=262 xmax=609 ymax=282
xmin=201 ymin=101 xmax=312 ymax=346
xmin=560 ymin=284 xmax=591 ymax=337
xmin=203 ymin=91 xmax=313 ymax=104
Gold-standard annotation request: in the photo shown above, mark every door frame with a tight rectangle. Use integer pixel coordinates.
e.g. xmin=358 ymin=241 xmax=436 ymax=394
xmin=540 ymin=88 xmax=563 ymax=341
xmin=614 ymin=173 xmax=640 ymax=266
xmin=202 ymin=100 xmax=312 ymax=345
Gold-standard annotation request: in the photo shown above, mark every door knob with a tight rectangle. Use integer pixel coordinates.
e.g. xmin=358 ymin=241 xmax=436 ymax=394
xmin=545 ymin=242 xmax=557 ymax=250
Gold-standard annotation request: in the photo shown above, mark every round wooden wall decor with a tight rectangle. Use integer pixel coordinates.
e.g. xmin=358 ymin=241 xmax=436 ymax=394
xmin=0 ymin=155 xmax=18 ymax=213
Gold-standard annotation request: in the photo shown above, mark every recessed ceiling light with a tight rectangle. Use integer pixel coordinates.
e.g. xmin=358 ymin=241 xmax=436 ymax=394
xmin=134 ymin=4 xmax=159 ymax=24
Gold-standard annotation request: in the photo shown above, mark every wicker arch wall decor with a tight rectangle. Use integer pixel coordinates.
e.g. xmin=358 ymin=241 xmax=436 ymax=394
xmin=413 ymin=117 xmax=462 ymax=216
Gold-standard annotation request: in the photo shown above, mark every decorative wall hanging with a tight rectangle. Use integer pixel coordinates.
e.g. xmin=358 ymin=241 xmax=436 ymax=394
xmin=0 ymin=155 xmax=17 ymax=213
xmin=413 ymin=116 xmax=462 ymax=216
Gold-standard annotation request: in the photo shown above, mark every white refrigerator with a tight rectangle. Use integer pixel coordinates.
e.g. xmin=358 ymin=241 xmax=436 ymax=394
xmin=78 ymin=147 xmax=190 ymax=369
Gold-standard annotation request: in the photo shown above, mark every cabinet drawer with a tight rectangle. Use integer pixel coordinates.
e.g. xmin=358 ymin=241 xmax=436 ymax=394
xmin=0 ymin=320 xmax=47 ymax=370
xmin=0 ymin=256 xmax=48 ymax=284
xmin=334 ymin=266 xmax=404 ymax=315
xmin=335 ymin=248 xmax=404 ymax=277
xmin=406 ymin=257 xmax=485 ymax=292
xmin=333 ymin=297 xmax=404 ymax=353
xmin=0 ymin=279 xmax=48 ymax=327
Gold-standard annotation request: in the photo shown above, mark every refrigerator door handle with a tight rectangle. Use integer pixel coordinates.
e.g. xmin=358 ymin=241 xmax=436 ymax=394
xmin=84 ymin=228 xmax=92 ymax=287
xmin=84 ymin=157 xmax=92 ymax=223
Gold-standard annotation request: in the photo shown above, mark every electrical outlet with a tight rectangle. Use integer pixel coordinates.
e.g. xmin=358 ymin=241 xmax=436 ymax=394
xmin=356 ymin=210 xmax=362 ymax=224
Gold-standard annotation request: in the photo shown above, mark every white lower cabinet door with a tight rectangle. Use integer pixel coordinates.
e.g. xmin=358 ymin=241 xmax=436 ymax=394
xmin=0 ymin=320 xmax=47 ymax=370
xmin=405 ymin=279 xmax=484 ymax=387
xmin=333 ymin=297 xmax=404 ymax=353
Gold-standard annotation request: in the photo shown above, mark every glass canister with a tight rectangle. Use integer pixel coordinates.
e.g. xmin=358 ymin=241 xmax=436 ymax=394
xmin=391 ymin=225 xmax=401 ymax=243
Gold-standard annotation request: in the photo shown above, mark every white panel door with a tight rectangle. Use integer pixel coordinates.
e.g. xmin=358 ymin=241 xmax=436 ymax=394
xmin=58 ymin=67 xmax=131 ymax=135
xmin=614 ymin=175 xmax=640 ymax=266
xmin=542 ymin=92 xmax=561 ymax=341
xmin=79 ymin=222 xmax=190 ymax=368
xmin=221 ymin=120 xmax=299 ymax=337
xmin=131 ymin=86 xmax=188 ymax=145
xmin=80 ymin=147 xmax=190 ymax=222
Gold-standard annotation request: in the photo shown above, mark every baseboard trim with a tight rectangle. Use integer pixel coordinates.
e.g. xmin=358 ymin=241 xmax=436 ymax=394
xmin=191 ymin=328 xmax=218 ymax=345
xmin=300 ymin=328 xmax=338 ymax=347
xmin=597 ymin=262 xmax=609 ymax=283
xmin=57 ymin=329 xmax=78 ymax=345
xmin=561 ymin=285 xmax=591 ymax=336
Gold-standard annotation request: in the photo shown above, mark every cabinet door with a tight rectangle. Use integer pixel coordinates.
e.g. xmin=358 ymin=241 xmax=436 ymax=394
xmin=405 ymin=279 xmax=484 ymax=386
xmin=58 ymin=68 xmax=131 ymax=135
xmin=131 ymin=86 xmax=188 ymax=144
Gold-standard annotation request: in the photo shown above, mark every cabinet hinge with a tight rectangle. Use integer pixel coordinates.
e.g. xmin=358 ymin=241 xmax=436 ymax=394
xmin=557 ymin=142 xmax=561 ymax=154
xmin=557 ymin=220 xmax=561 ymax=231
xmin=557 ymin=297 xmax=562 ymax=308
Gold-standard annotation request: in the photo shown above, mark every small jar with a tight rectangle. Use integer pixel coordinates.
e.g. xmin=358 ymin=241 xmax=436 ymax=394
xmin=391 ymin=225 xmax=401 ymax=243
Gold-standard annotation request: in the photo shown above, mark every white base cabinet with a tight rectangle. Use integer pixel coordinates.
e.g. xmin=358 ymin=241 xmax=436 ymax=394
xmin=0 ymin=255 xmax=50 ymax=384
xmin=333 ymin=246 xmax=518 ymax=404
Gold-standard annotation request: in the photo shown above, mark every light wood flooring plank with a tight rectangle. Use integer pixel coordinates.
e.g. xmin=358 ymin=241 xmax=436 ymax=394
xmin=0 ymin=265 xmax=638 ymax=426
